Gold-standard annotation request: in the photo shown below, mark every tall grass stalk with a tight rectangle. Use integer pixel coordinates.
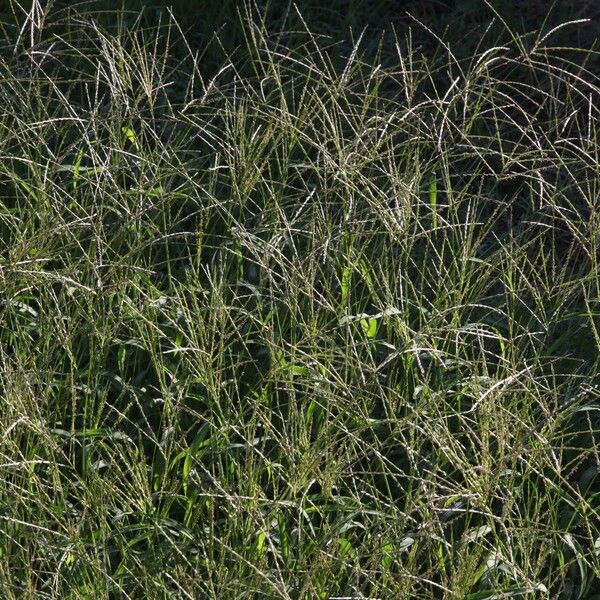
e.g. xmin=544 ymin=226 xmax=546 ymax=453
xmin=0 ymin=1 xmax=599 ymax=598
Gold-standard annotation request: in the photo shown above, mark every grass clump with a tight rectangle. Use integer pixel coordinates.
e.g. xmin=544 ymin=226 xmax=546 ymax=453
xmin=1 ymin=1 xmax=600 ymax=598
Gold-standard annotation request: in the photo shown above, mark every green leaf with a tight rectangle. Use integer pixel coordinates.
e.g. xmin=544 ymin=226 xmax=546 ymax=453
xmin=381 ymin=541 xmax=394 ymax=568
xmin=176 ymin=422 xmax=212 ymax=493
xmin=72 ymin=147 xmax=84 ymax=190
xmin=253 ymin=531 xmax=267 ymax=558
xmin=291 ymin=364 xmax=309 ymax=376
xmin=277 ymin=348 xmax=309 ymax=377
xmin=235 ymin=241 xmax=244 ymax=279
xmin=463 ymin=584 xmax=547 ymax=600
xmin=121 ymin=125 xmax=137 ymax=146
xmin=357 ymin=257 xmax=378 ymax=304
xmin=337 ymin=537 xmax=356 ymax=560
xmin=305 ymin=399 xmax=324 ymax=434
xmin=11 ymin=172 xmax=45 ymax=205
xmin=278 ymin=514 xmax=290 ymax=562
xmin=429 ymin=171 xmax=438 ymax=228
xmin=341 ymin=264 xmax=352 ymax=306
xmin=360 ymin=317 xmax=378 ymax=338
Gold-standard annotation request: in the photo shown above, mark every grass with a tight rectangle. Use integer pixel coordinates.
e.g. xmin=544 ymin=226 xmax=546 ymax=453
xmin=1 ymin=0 xmax=600 ymax=598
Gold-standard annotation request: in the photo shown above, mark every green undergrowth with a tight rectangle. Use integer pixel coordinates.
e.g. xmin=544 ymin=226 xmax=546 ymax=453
xmin=1 ymin=1 xmax=600 ymax=598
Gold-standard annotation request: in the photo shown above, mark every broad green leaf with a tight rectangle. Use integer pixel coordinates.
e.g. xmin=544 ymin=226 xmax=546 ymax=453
xmin=381 ymin=541 xmax=394 ymax=568
xmin=360 ymin=317 xmax=378 ymax=338
xmin=254 ymin=531 xmax=267 ymax=558
xmin=290 ymin=364 xmax=309 ymax=376
xmin=337 ymin=537 xmax=356 ymax=560
xmin=122 ymin=125 xmax=137 ymax=145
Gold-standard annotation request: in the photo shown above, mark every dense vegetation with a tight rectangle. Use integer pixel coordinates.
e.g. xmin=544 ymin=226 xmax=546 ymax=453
xmin=1 ymin=1 xmax=600 ymax=598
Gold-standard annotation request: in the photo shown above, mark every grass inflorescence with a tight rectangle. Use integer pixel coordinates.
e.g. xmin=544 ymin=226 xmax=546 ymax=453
xmin=1 ymin=1 xmax=600 ymax=598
